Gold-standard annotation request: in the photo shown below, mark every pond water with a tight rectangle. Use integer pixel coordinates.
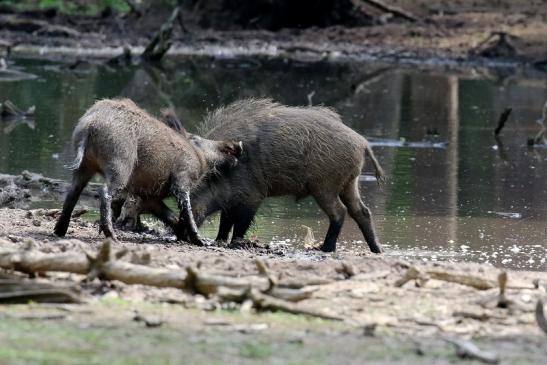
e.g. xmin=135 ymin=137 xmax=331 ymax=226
xmin=1 ymin=57 xmax=547 ymax=271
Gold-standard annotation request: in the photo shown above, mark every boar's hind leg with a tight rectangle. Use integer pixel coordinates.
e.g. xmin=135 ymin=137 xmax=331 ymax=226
xmin=230 ymin=204 xmax=259 ymax=242
xmin=313 ymin=193 xmax=347 ymax=253
xmin=54 ymin=169 xmax=94 ymax=237
xmin=99 ymin=169 xmax=130 ymax=241
xmin=99 ymin=185 xmax=118 ymax=240
xmin=340 ymin=178 xmax=382 ymax=254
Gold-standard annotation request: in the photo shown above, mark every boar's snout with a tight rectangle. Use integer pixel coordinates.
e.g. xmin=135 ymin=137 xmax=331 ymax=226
xmin=220 ymin=141 xmax=243 ymax=158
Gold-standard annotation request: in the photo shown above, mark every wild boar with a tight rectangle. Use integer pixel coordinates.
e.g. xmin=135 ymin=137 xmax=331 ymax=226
xmin=191 ymin=98 xmax=384 ymax=253
xmin=53 ymin=98 xmax=242 ymax=245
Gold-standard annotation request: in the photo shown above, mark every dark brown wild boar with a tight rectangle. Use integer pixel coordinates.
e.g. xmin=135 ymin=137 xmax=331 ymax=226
xmin=191 ymin=98 xmax=384 ymax=253
xmin=53 ymin=98 xmax=242 ymax=245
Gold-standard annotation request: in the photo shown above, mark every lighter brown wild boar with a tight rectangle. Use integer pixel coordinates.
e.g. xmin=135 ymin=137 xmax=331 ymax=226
xmin=53 ymin=98 xmax=242 ymax=245
xmin=191 ymin=99 xmax=385 ymax=253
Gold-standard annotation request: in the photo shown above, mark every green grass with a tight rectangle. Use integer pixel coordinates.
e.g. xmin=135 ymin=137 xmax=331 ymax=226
xmin=0 ymin=0 xmax=130 ymax=16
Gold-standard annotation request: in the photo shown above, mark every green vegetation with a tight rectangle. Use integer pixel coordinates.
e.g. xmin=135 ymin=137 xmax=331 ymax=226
xmin=0 ymin=0 xmax=130 ymax=16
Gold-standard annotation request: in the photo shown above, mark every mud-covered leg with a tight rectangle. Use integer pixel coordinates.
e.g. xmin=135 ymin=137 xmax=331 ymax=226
xmin=341 ymin=178 xmax=382 ymax=253
xmin=54 ymin=169 xmax=94 ymax=237
xmin=216 ymin=209 xmax=234 ymax=241
xmin=146 ymin=199 xmax=187 ymax=240
xmin=231 ymin=204 xmax=258 ymax=242
xmin=172 ymin=184 xmax=208 ymax=246
xmin=99 ymin=185 xmax=117 ymax=240
xmin=313 ymin=194 xmax=347 ymax=252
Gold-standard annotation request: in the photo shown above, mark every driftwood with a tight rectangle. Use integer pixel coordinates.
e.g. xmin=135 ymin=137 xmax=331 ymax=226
xmin=493 ymin=108 xmax=512 ymax=136
xmin=141 ymin=6 xmax=180 ymax=62
xmin=356 ymin=0 xmax=419 ymax=22
xmin=443 ymin=336 xmax=499 ymax=364
xmin=0 ymin=241 xmax=334 ymax=319
xmin=0 ymin=277 xmax=80 ymax=304
xmin=1 ymin=100 xmax=35 ymax=119
xmin=249 ymin=289 xmax=344 ymax=321
xmin=395 ymin=266 xmax=496 ymax=290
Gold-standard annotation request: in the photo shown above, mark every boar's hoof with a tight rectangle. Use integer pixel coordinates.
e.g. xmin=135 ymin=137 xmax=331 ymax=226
xmin=368 ymin=243 xmax=383 ymax=254
xmin=191 ymin=237 xmax=214 ymax=247
xmin=317 ymin=244 xmax=336 ymax=253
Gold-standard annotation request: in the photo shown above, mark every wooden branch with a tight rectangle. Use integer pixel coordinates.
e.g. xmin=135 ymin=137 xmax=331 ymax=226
xmin=494 ymin=108 xmax=512 ymax=136
xmin=0 ymin=277 xmax=80 ymax=304
xmin=357 ymin=0 xmax=419 ymax=22
xmin=249 ymin=289 xmax=344 ymax=321
xmin=0 ymin=240 xmax=328 ymax=321
xmin=428 ymin=270 xmax=495 ymax=290
xmin=443 ymin=336 xmax=499 ymax=364
xmin=395 ymin=266 xmax=496 ymax=290
xmin=141 ymin=6 xmax=180 ymax=62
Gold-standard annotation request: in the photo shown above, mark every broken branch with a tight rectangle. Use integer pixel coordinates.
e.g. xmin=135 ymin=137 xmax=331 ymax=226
xmin=494 ymin=108 xmax=512 ymax=136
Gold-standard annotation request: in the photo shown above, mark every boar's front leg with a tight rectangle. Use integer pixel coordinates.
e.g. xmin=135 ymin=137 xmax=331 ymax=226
xmin=54 ymin=169 xmax=94 ymax=237
xmin=216 ymin=209 xmax=234 ymax=241
xmin=171 ymin=184 xmax=208 ymax=246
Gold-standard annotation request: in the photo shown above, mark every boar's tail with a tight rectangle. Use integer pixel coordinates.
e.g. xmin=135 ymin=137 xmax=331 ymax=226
xmin=65 ymin=130 xmax=88 ymax=170
xmin=365 ymin=143 xmax=385 ymax=185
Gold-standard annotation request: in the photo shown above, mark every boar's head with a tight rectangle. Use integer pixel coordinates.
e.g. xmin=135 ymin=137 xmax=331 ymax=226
xmin=187 ymin=133 xmax=243 ymax=171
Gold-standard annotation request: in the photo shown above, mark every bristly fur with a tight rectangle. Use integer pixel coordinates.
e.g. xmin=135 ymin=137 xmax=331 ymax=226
xmin=198 ymin=98 xmax=340 ymax=136
xmin=190 ymin=98 xmax=385 ymax=253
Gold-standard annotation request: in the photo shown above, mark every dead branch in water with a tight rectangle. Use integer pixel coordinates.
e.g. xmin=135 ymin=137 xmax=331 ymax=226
xmin=141 ymin=6 xmax=180 ymax=62
xmin=1 ymin=100 xmax=35 ymax=119
xmin=493 ymin=108 xmax=512 ymax=136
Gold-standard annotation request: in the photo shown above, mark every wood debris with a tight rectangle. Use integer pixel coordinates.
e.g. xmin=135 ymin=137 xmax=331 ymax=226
xmin=443 ymin=336 xmax=499 ymax=364
xmin=395 ymin=265 xmax=496 ymax=290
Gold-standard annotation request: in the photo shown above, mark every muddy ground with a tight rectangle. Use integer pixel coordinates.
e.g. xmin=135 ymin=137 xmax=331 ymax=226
xmin=1 ymin=203 xmax=547 ymax=364
xmin=2 ymin=1 xmax=547 ymax=362
xmin=1 ymin=0 xmax=547 ymax=67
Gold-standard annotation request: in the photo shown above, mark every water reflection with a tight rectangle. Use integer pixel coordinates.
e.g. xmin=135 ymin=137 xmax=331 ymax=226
xmin=1 ymin=57 xmax=546 ymax=270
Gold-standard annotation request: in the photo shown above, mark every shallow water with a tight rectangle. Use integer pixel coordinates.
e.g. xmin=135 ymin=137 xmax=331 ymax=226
xmin=1 ymin=57 xmax=547 ymax=270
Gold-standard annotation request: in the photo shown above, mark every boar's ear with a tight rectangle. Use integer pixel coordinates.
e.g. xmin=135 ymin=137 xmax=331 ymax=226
xmin=160 ymin=107 xmax=187 ymax=135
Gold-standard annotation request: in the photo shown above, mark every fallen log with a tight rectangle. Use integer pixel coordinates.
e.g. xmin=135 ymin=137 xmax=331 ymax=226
xmin=0 ymin=277 xmax=81 ymax=304
xmin=0 ymin=240 xmax=316 ymax=305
